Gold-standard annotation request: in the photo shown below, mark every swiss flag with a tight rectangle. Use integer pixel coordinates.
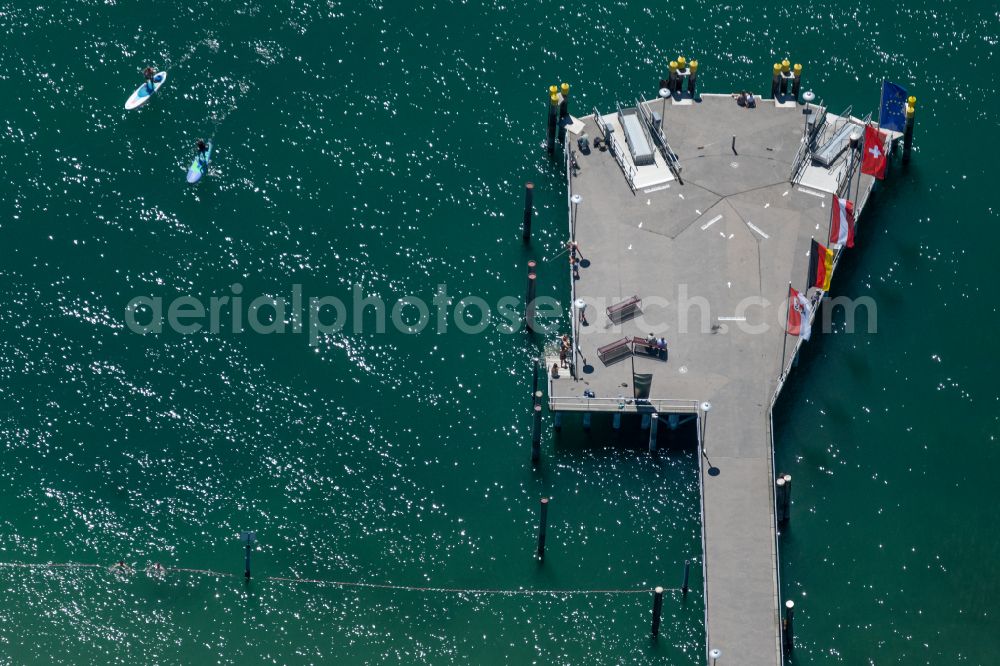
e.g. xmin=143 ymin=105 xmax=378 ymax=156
xmin=861 ymin=124 xmax=887 ymax=180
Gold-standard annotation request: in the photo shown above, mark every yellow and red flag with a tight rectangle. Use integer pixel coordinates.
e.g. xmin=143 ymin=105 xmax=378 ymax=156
xmin=808 ymin=239 xmax=834 ymax=291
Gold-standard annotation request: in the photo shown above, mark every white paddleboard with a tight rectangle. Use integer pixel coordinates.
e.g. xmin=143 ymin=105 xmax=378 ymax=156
xmin=125 ymin=71 xmax=168 ymax=110
xmin=186 ymin=141 xmax=212 ymax=183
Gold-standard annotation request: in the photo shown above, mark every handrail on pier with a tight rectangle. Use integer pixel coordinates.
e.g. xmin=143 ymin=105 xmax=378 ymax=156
xmin=637 ymin=94 xmax=684 ymax=184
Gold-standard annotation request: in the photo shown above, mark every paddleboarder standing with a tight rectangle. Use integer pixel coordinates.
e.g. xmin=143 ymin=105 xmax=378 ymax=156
xmin=143 ymin=66 xmax=156 ymax=91
xmin=196 ymin=139 xmax=209 ymax=164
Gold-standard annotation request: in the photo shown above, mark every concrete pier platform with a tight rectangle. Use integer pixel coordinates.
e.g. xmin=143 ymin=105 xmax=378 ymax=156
xmin=548 ymin=93 xmax=880 ymax=664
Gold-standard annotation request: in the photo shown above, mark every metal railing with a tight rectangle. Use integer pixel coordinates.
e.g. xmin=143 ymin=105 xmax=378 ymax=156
xmin=637 ymin=94 xmax=684 ymax=184
xmin=547 ymin=395 xmax=700 ymax=413
xmin=593 ymin=106 xmax=637 ymax=193
xmin=788 ymin=98 xmax=827 ymax=184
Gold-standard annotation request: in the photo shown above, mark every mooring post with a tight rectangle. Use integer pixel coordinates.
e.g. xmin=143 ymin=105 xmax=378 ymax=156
xmin=687 ymin=60 xmax=698 ymax=98
xmin=775 ymin=476 xmax=787 ymax=523
xmin=780 ymin=59 xmax=791 ymax=94
xmin=558 ymin=83 xmax=570 ymax=143
xmin=668 ymin=60 xmax=678 ymax=93
xmin=648 ymin=412 xmax=659 ymax=453
xmin=536 ymin=497 xmax=549 ymax=559
xmin=783 ymin=474 xmax=792 ymax=522
xmin=783 ymin=599 xmax=795 ymax=654
xmin=792 ymin=63 xmax=803 ymax=101
xmin=522 ymin=182 xmax=534 ymax=242
xmin=682 ymin=559 xmax=690 ymax=596
xmin=531 ymin=402 xmax=542 ymax=464
xmin=525 ymin=261 xmax=537 ymax=332
xmin=546 ymin=89 xmax=559 ymax=155
xmin=531 ymin=357 xmax=540 ymax=399
xmin=651 ymin=586 xmax=664 ymax=637
xmin=240 ymin=531 xmax=256 ymax=581
xmin=903 ymin=96 xmax=916 ymax=164
xmin=771 ymin=62 xmax=782 ymax=98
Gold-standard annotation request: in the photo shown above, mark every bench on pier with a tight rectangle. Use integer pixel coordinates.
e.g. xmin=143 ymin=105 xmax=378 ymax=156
xmin=606 ymin=295 xmax=641 ymax=323
xmin=632 ymin=337 xmax=668 ymax=361
xmin=597 ymin=337 xmax=632 ymax=366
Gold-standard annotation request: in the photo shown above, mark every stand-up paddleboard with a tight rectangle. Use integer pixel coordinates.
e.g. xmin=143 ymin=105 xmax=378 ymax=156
xmin=125 ymin=71 xmax=168 ymax=110
xmin=186 ymin=141 xmax=212 ymax=183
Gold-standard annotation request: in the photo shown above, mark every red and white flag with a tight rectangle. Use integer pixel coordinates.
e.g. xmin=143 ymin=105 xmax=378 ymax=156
xmin=786 ymin=286 xmax=812 ymax=341
xmin=829 ymin=195 xmax=855 ymax=248
xmin=861 ymin=124 xmax=887 ymax=180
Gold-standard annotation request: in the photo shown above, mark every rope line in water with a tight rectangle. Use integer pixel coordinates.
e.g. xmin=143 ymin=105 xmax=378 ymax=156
xmin=0 ymin=562 xmax=682 ymax=596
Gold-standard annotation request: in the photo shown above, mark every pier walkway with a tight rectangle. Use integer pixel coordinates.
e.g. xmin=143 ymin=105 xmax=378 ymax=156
xmin=547 ymin=93 xmax=878 ymax=664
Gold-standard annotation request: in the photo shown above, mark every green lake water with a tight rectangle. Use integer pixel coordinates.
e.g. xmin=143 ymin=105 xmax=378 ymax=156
xmin=0 ymin=0 xmax=997 ymax=663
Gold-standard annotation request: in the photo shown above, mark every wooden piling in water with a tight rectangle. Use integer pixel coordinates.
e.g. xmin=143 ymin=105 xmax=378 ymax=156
xmin=558 ymin=83 xmax=570 ymax=144
xmin=648 ymin=413 xmax=659 ymax=453
xmin=531 ymin=402 xmax=542 ymax=463
xmin=651 ymin=586 xmax=664 ymax=637
xmin=782 ymin=599 xmax=795 ymax=654
xmin=525 ymin=261 xmax=537 ymax=332
xmin=775 ymin=477 xmax=787 ymax=524
xmin=546 ymin=90 xmax=559 ymax=155
xmin=522 ymin=182 xmax=534 ymax=242
xmin=682 ymin=560 xmax=690 ymax=596
xmin=536 ymin=497 xmax=549 ymax=559
xmin=903 ymin=97 xmax=916 ymax=164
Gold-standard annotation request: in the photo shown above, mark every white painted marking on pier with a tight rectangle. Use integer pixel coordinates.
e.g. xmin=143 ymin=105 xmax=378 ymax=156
xmin=638 ymin=221 xmax=643 ymax=228
xmin=718 ymin=316 xmax=747 ymax=321
xmin=782 ymin=191 xmax=789 ymax=197
xmin=647 ymin=199 xmax=651 ymax=205
xmin=701 ymin=215 xmax=723 ymax=231
xmin=719 ymin=231 xmax=727 ymax=238
xmin=728 ymin=233 xmax=735 ymax=239
xmin=764 ymin=203 xmax=770 ymax=209
xmin=797 ymin=187 xmax=825 ymax=199
xmin=730 ymin=162 xmax=739 ymax=168
xmin=695 ymin=209 xmax=702 ymax=215
xmin=643 ymin=184 xmax=671 ymax=194
xmin=627 ymin=244 xmax=633 ymax=250
xmin=678 ymin=193 xmax=686 ymax=200
xmin=727 ymin=281 xmax=732 ymax=289
xmin=748 ymin=222 xmax=769 ymax=239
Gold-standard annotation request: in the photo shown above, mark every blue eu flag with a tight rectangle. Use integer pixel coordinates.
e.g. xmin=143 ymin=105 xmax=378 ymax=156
xmin=879 ymin=81 xmax=908 ymax=132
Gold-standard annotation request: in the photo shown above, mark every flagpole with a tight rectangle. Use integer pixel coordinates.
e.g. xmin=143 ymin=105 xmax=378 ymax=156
xmin=826 ymin=195 xmax=834 ymax=248
xmin=807 ymin=236 xmax=814 ymax=295
xmin=630 ymin=350 xmax=637 ymax=399
xmin=780 ymin=282 xmax=791 ymax=379
xmin=877 ymin=79 xmax=885 ymax=127
xmin=855 ymin=124 xmax=864 ymax=205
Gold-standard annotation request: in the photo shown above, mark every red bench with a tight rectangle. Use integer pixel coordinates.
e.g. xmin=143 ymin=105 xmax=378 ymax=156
xmin=606 ymin=295 xmax=641 ymax=323
xmin=632 ymin=336 xmax=668 ymax=360
xmin=597 ymin=337 xmax=632 ymax=365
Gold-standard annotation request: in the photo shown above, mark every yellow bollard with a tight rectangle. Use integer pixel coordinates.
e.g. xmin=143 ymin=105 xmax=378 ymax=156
xmin=903 ymin=98 xmax=916 ymax=163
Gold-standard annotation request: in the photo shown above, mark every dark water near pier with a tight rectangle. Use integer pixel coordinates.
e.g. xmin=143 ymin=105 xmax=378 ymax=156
xmin=0 ymin=0 xmax=996 ymax=663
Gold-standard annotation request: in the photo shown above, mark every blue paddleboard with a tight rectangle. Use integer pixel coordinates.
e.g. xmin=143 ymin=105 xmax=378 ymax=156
xmin=186 ymin=141 xmax=213 ymax=183
xmin=125 ymin=71 xmax=167 ymax=110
